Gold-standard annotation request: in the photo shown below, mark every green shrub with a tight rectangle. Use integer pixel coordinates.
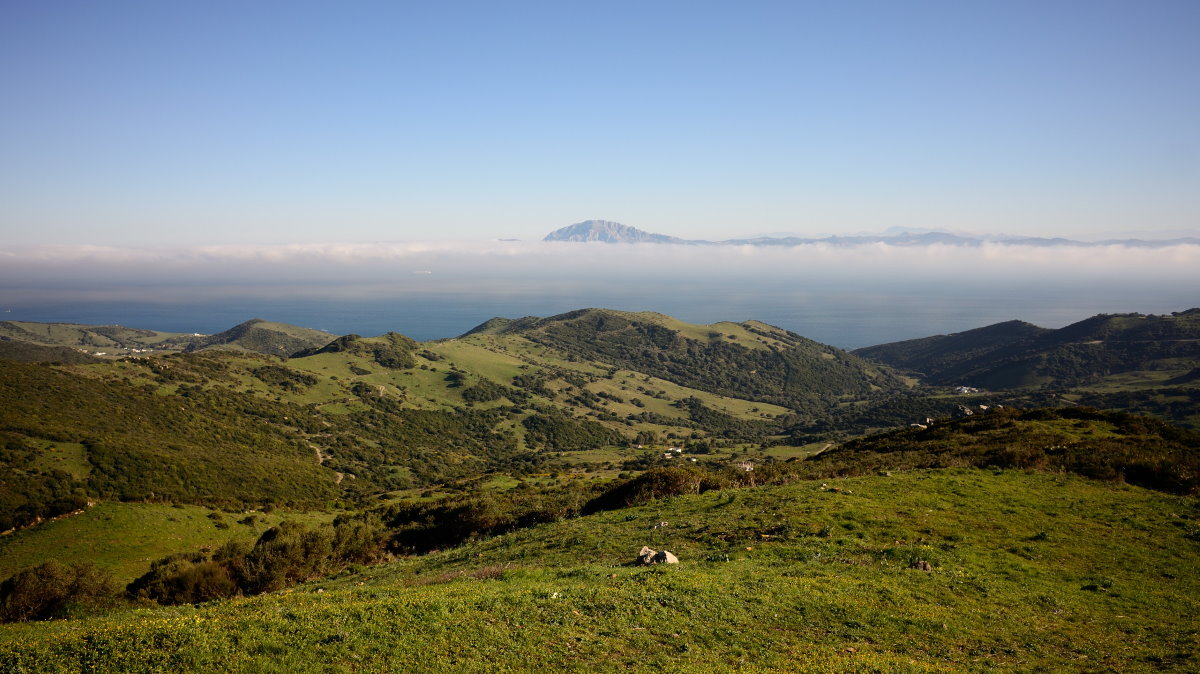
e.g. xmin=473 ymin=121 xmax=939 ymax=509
xmin=0 ymin=561 xmax=117 ymax=622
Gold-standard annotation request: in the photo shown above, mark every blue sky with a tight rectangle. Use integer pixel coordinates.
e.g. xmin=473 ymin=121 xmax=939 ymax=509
xmin=1 ymin=1 xmax=1197 ymax=245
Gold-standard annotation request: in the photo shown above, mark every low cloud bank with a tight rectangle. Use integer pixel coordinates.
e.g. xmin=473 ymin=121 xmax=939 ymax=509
xmin=1 ymin=240 xmax=1196 ymax=346
xmin=0 ymin=240 xmax=1196 ymax=310
xmin=5 ymin=239 xmax=1199 ymax=274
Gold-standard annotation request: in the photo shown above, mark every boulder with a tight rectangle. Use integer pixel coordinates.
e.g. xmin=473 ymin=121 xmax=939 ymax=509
xmin=636 ymin=546 xmax=679 ymax=565
xmin=637 ymin=546 xmax=657 ymax=565
xmin=653 ymin=550 xmax=679 ymax=565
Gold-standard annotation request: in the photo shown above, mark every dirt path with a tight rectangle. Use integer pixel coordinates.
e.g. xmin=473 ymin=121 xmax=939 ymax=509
xmin=311 ymin=445 xmax=345 ymax=484
xmin=0 ymin=503 xmax=95 ymax=537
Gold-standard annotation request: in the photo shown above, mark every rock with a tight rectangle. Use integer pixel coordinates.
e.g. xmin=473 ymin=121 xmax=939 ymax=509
xmin=911 ymin=560 xmax=932 ymax=572
xmin=636 ymin=546 xmax=679 ymax=565
xmin=653 ymin=550 xmax=679 ymax=564
xmin=637 ymin=546 xmax=657 ymax=565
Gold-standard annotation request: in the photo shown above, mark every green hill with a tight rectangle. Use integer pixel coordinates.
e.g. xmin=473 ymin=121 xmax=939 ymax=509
xmin=0 ymin=320 xmax=190 ymax=356
xmin=805 ymin=406 xmax=1200 ymax=495
xmin=0 ymin=359 xmax=341 ymax=530
xmin=182 ymin=319 xmax=335 ymax=356
xmin=856 ymin=309 xmax=1200 ymax=390
xmin=0 ymin=318 xmax=337 ymax=359
xmin=465 ymin=308 xmax=904 ymax=411
xmin=853 ymin=320 xmax=1048 ymax=377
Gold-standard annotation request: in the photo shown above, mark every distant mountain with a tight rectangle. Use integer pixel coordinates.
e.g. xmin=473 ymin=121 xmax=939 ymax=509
xmin=182 ymin=319 xmax=335 ymax=356
xmin=543 ymin=220 xmax=690 ymax=243
xmin=543 ymin=221 xmax=1200 ymax=247
xmin=463 ymin=307 xmax=903 ymax=409
xmin=855 ymin=309 xmax=1200 ymax=389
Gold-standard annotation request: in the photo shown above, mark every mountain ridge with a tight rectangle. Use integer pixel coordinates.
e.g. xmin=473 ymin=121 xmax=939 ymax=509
xmin=543 ymin=220 xmax=690 ymax=243
xmin=855 ymin=309 xmax=1200 ymax=389
xmin=543 ymin=220 xmax=1200 ymax=247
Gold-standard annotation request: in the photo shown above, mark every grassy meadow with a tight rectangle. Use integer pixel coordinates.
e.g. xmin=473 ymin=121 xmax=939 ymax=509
xmin=1 ymin=469 xmax=1196 ymax=672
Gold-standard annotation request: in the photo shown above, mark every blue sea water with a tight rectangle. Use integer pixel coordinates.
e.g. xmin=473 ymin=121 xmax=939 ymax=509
xmin=3 ymin=277 xmax=1195 ymax=349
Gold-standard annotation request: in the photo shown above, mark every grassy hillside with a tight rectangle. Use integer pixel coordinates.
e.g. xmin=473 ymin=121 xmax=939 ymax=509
xmin=6 ymin=308 xmax=1197 ymax=538
xmin=806 ymin=406 xmax=1200 ymax=495
xmin=0 ymin=319 xmax=813 ymax=532
xmin=0 ymin=337 xmax=101 ymax=364
xmin=0 ymin=318 xmax=338 ymax=359
xmin=465 ymin=308 xmax=903 ymax=411
xmin=2 ymin=309 xmax=1197 ymax=671
xmin=856 ymin=309 xmax=1200 ymax=390
xmin=853 ymin=320 xmax=1048 ymax=377
xmin=0 ymin=321 xmax=188 ymax=357
xmin=1 ymin=469 xmax=1196 ymax=671
xmin=183 ymin=319 xmax=335 ymax=356
xmin=0 ymin=502 xmax=334 ymax=585
xmin=0 ymin=359 xmax=340 ymax=528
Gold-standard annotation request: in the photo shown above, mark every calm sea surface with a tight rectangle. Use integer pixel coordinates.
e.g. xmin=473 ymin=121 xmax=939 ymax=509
xmin=3 ymin=278 xmax=1195 ymax=349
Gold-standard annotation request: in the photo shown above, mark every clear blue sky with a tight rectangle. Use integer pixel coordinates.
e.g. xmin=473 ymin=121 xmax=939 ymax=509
xmin=1 ymin=0 xmax=1197 ymax=245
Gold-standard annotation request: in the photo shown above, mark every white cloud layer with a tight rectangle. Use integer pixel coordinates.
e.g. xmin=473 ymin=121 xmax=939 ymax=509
xmin=2 ymin=240 xmax=1196 ymax=347
xmin=2 ymin=239 xmax=1197 ymax=288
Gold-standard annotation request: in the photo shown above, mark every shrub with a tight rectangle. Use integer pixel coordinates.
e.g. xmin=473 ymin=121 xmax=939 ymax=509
xmin=0 ymin=561 xmax=117 ymax=622
xmin=583 ymin=466 xmax=709 ymax=513
xmin=126 ymin=553 xmax=238 ymax=605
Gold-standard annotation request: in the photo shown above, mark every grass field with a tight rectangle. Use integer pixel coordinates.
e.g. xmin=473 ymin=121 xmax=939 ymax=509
xmin=0 ymin=503 xmax=336 ymax=585
xmin=2 ymin=469 xmax=1196 ymax=672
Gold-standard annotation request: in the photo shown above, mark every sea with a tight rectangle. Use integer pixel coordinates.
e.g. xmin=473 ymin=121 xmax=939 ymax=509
xmin=3 ymin=277 xmax=1195 ymax=350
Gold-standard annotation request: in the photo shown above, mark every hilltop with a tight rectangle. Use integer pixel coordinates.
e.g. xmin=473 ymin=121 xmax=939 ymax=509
xmin=182 ymin=318 xmax=334 ymax=356
xmin=464 ymin=308 xmax=903 ymax=411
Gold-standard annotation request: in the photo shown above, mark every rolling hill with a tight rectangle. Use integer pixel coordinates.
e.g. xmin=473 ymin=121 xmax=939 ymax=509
xmin=856 ymin=309 xmax=1200 ymax=389
xmin=0 ymin=320 xmax=189 ymax=356
xmin=0 ymin=318 xmax=336 ymax=358
xmin=1 ymin=309 xmax=1198 ymax=670
xmin=182 ymin=318 xmax=335 ymax=356
xmin=1 ymin=309 xmax=848 ymax=533
xmin=464 ymin=308 xmax=904 ymax=411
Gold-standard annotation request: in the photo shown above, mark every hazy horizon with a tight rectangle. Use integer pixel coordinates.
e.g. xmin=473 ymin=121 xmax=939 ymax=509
xmin=3 ymin=237 xmax=1196 ymax=348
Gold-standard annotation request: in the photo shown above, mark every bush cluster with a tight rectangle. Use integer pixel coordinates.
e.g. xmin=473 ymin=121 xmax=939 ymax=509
xmin=0 ymin=562 xmax=117 ymax=622
xmin=126 ymin=515 xmax=388 ymax=605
